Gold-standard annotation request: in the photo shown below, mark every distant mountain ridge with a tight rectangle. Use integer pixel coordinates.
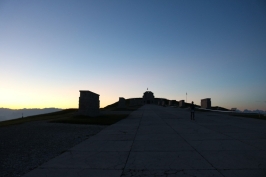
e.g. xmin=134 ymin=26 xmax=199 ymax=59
xmin=241 ymin=109 xmax=266 ymax=114
xmin=0 ymin=108 xmax=63 ymax=122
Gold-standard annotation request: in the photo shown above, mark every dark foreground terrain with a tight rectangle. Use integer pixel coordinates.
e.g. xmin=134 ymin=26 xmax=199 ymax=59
xmin=0 ymin=121 xmax=106 ymax=177
xmin=0 ymin=106 xmax=139 ymax=177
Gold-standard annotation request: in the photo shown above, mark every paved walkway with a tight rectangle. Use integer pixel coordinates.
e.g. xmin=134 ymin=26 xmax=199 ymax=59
xmin=24 ymin=105 xmax=266 ymax=177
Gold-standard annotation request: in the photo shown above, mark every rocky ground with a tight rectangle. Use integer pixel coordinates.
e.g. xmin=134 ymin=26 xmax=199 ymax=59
xmin=0 ymin=121 xmax=106 ymax=177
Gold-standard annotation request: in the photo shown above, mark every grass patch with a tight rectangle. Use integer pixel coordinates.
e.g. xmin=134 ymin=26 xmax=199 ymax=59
xmin=0 ymin=109 xmax=77 ymax=127
xmin=101 ymin=102 xmax=118 ymax=110
xmin=106 ymin=107 xmax=141 ymax=111
xmin=50 ymin=114 xmax=129 ymax=125
xmin=101 ymin=105 xmax=142 ymax=111
xmin=0 ymin=110 xmax=130 ymax=127
xmin=211 ymin=106 xmax=229 ymax=111
xmin=0 ymin=104 xmax=142 ymax=127
xmin=101 ymin=100 xmax=143 ymax=111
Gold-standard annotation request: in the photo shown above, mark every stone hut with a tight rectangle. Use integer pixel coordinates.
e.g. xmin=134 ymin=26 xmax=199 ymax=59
xmin=179 ymin=100 xmax=185 ymax=107
xmin=78 ymin=90 xmax=99 ymax=117
xmin=201 ymin=98 xmax=211 ymax=109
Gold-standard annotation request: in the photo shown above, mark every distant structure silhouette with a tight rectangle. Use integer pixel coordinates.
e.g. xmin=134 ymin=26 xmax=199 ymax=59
xmin=201 ymin=98 xmax=211 ymax=109
xmin=118 ymin=97 xmax=126 ymax=108
xmin=78 ymin=90 xmax=99 ymax=117
xmin=179 ymin=100 xmax=185 ymax=107
xmin=191 ymin=101 xmax=195 ymax=120
xmin=142 ymin=91 xmax=155 ymax=104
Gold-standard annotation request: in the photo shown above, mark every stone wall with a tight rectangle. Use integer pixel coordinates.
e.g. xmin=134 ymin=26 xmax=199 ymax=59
xmin=169 ymin=100 xmax=176 ymax=106
xmin=130 ymin=99 xmax=137 ymax=106
xmin=78 ymin=90 xmax=99 ymax=117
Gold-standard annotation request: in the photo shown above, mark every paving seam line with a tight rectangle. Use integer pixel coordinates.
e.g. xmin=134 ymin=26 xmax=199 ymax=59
xmin=120 ymin=107 xmax=144 ymax=176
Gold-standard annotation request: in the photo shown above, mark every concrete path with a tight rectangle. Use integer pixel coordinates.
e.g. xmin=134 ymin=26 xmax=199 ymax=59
xmin=23 ymin=105 xmax=266 ymax=177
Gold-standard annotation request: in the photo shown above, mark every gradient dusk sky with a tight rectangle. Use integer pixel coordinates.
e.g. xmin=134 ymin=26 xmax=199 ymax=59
xmin=0 ymin=0 xmax=265 ymax=111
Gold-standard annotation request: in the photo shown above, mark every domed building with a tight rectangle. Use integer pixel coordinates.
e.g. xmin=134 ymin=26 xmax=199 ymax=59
xmin=142 ymin=91 xmax=155 ymax=104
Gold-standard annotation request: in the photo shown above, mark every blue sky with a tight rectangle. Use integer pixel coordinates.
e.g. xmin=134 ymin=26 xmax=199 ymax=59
xmin=0 ymin=0 xmax=265 ymax=111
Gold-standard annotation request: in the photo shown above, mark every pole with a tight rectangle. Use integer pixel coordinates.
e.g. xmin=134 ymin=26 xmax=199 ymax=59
xmin=186 ymin=92 xmax=187 ymax=103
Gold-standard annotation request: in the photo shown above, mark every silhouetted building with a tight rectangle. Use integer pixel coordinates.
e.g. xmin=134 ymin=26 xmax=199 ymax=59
xmin=142 ymin=91 xmax=155 ymax=104
xmin=179 ymin=100 xmax=185 ymax=107
xmin=78 ymin=90 xmax=99 ymax=117
xmin=201 ymin=98 xmax=211 ymax=109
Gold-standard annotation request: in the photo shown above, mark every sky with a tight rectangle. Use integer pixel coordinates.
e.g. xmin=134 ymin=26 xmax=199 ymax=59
xmin=0 ymin=0 xmax=266 ymax=111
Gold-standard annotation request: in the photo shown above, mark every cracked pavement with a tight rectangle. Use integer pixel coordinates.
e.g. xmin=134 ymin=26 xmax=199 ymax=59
xmin=23 ymin=105 xmax=266 ymax=177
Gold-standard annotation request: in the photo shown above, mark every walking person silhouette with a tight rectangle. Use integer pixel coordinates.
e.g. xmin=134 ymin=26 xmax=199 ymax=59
xmin=190 ymin=101 xmax=195 ymax=120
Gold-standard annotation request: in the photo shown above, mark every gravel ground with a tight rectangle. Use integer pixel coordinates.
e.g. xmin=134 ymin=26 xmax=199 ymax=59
xmin=0 ymin=121 xmax=106 ymax=177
